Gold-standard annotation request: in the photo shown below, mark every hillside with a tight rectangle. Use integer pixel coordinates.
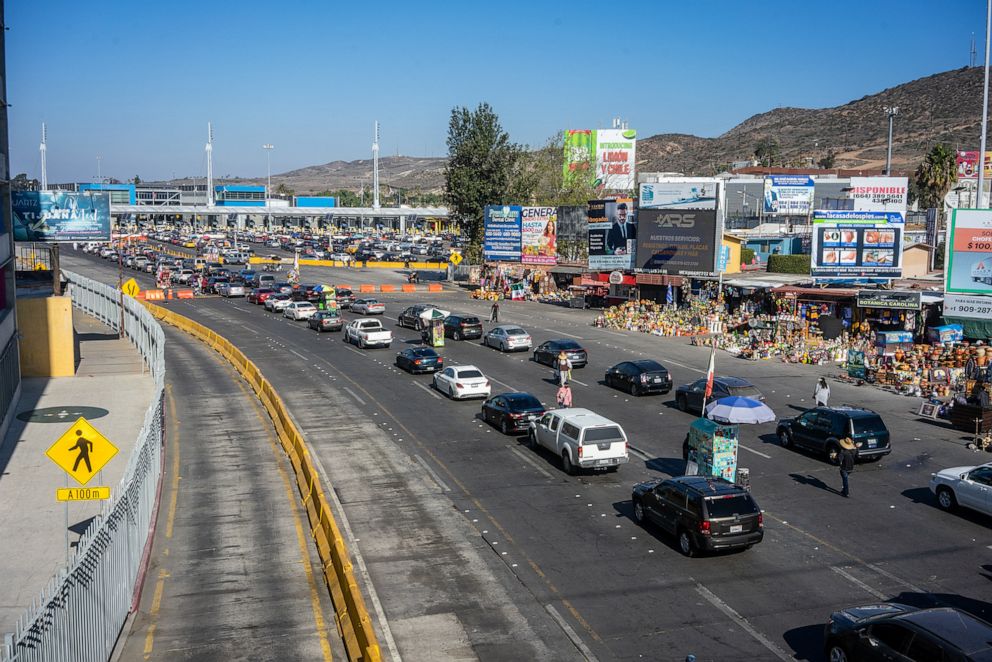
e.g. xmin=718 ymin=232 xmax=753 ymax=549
xmin=151 ymin=67 xmax=988 ymax=193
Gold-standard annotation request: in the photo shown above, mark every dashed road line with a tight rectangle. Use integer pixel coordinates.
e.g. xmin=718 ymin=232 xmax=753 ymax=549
xmin=543 ymin=328 xmax=583 ymax=339
xmin=545 ymin=604 xmax=600 ymax=662
xmin=831 ymin=566 xmax=887 ymax=600
xmin=739 ymin=444 xmax=771 ymax=459
xmin=342 ymin=386 xmax=366 ymax=405
xmin=694 ymin=583 xmax=791 ymax=661
xmin=412 ymin=381 xmax=443 ymax=400
xmin=413 ymin=454 xmax=452 ymax=492
xmin=290 ymin=349 xmax=309 ymax=361
xmin=509 ymin=446 xmax=554 ymax=479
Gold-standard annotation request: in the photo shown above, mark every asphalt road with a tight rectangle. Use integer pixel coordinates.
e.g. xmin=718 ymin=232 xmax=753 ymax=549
xmin=69 ymin=250 xmax=992 ymax=662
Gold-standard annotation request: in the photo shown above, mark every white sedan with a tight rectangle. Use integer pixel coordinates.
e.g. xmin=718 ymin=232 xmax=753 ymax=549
xmin=270 ymin=296 xmax=294 ymax=313
xmin=351 ymin=298 xmax=386 ymax=315
xmin=930 ymin=462 xmax=992 ymax=516
xmin=433 ymin=365 xmax=491 ymax=400
xmin=483 ymin=325 xmax=532 ymax=352
xmin=284 ymin=301 xmax=317 ymax=320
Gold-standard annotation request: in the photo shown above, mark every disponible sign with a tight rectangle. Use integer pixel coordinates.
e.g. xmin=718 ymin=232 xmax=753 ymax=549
xmin=811 ymin=210 xmax=904 ymax=279
xmin=635 ymin=209 xmax=719 ymax=275
xmin=856 ymin=291 xmax=921 ymax=310
xmin=520 ymin=206 xmax=557 ymax=265
xmin=943 ymin=293 xmax=992 ymax=320
xmin=849 ymin=177 xmax=908 ymax=213
xmin=482 ymin=205 xmax=522 ymax=262
xmin=763 ymin=175 xmax=814 ymax=215
xmin=945 ymin=209 xmax=992 ymax=294
xmin=12 ymin=191 xmax=112 ymax=242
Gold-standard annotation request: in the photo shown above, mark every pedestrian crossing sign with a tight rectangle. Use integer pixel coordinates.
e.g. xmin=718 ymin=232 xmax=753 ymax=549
xmin=121 ymin=278 xmax=140 ymax=297
xmin=46 ymin=417 xmax=119 ymax=486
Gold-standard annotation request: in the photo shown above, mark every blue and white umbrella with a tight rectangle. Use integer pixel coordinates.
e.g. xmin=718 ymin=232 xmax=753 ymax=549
xmin=704 ymin=396 xmax=775 ymax=425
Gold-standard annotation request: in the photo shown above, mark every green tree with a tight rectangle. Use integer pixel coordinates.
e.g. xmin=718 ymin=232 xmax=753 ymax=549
xmin=817 ymin=151 xmax=836 ymax=169
xmin=515 ymin=131 xmax=600 ymax=207
xmin=754 ymin=138 xmax=780 ymax=167
xmin=914 ymin=143 xmax=957 ymax=221
xmin=275 ymin=183 xmax=294 ymax=197
xmin=133 ymin=174 xmax=142 ymax=185
xmin=11 ymin=173 xmax=39 ymax=190
xmin=444 ymin=103 xmax=525 ymax=260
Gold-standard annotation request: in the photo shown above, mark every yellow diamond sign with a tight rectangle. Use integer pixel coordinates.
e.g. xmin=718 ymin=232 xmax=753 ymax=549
xmin=46 ymin=417 xmax=119 ymax=486
xmin=121 ymin=278 xmax=141 ymax=297
xmin=449 ymin=252 xmax=463 ymax=266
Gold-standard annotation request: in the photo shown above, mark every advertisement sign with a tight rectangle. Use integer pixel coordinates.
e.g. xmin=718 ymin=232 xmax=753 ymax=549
xmin=811 ymin=210 xmax=904 ymax=279
xmin=482 ymin=205 xmax=522 ymax=262
xmin=849 ymin=177 xmax=908 ymax=213
xmin=563 ymin=130 xmax=596 ymax=187
xmin=594 ymin=129 xmax=637 ymax=192
xmin=855 ymin=291 xmax=922 ymax=310
xmin=847 ymin=349 xmax=867 ymax=379
xmin=942 ymin=293 xmax=992 ymax=320
xmin=639 ymin=180 xmax=718 ymax=210
xmin=588 ymin=199 xmax=636 ymax=270
xmin=763 ymin=175 xmax=814 ymax=215
xmin=945 ymin=209 xmax=992 ymax=294
xmin=555 ymin=205 xmax=588 ymax=266
xmin=12 ymin=191 xmax=112 ymax=242
xmin=520 ymin=206 xmax=557 ymax=265
xmin=955 ymin=150 xmax=992 ymax=180
xmin=635 ymin=209 xmax=720 ymax=275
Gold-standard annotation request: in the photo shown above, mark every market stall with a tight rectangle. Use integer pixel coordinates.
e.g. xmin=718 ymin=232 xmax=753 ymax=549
xmin=685 ymin=418 xmax=739 ymax=483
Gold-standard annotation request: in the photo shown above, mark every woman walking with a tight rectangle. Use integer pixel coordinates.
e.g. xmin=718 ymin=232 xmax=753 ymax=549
xmin=813 ymin=377 xmax=830 ymax=407
xmin=556 ymin=383 xmax=573 ymax=408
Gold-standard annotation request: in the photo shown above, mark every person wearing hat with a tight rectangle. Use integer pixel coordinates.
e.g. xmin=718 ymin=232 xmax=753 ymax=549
xmin=838 ymin=437 xmax=857 ymax=498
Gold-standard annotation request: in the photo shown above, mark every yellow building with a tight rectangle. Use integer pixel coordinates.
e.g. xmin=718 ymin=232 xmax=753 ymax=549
xmin=721 ymin=233 xmax=744 ymax=274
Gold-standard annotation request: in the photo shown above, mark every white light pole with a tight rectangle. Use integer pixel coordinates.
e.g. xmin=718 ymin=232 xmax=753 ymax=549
xmin=96 ymin=155 xmax=102 ymax=183
xmin=979 ymin=0 xmax=991 ymax=207
xmin=40 ymin=123 xmax=48 ymax=190
xmin=883 ymin=107 xmax=898 ymax=176
xmin=206 ymin=122 xmax=214 ymax=206
xmin=263 ymin=143 xmax=274 ymax=229
xmin=372 ymin=121 xmax=381 ymax=210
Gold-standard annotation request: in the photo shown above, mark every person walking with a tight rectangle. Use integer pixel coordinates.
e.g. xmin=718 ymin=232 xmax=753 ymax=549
xmin=556 ymin=383 xmax=573 ymax=408
xmin=838 ymin=437 xmax=856 ymax=498
xmin=490 ymin=300 xmax=500 ymax=323
xmin=556 ymin=351 xmax=572 ymax=386
xmin=813 ymin=377 xmax=830 ymax=407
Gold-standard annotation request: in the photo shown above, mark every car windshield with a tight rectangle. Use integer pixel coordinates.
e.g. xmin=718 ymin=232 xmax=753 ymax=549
xmin=705 ymin=495 xmax=759 ymax=518
xmin=505 ymin=328 xmax=526 ymax=336
xmin=457 ymin=370 xmax=483 ymax=379
xmin=411 ymin=349 xmax=437 ymax=357
xmin=460 ymin=317 xmax=481 ymax=325
xmin=556 ymin=341 xmax=582 ymax=350
xmin=506 ymin=394 xmax=542 ymax=410
xmin=584 ymin=426 xmax=624 ymax=442
xmin=635 ymin=360 xmax=665 ymax=372
xmin=728 ymin=386 xmax=761 ymax=398
xmin=852 ymin=415 xmax=886 ymax=435
xmin=338 ymin=290 xmax=353 ymax=296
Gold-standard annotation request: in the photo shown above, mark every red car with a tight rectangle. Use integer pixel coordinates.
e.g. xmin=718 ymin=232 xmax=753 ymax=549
xmin=249 ymin=288 xmax=276 ymax=304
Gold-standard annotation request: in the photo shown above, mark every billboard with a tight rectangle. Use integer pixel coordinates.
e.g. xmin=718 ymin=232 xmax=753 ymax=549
xmin=943 ymin=293 xmax=992 ymax=320
xmin=563 ymin=129 xmax=637 ymax=192
xmin=849 ymin=177 xmax=908 ymax=213
xmin=955 ymin=150 xmax=992 ymax=180
xmin=639 ymin=179 xmax=718 ymax=210
xmin=12 ymin=191 xmax=112 ymax=242
xmin=555 ymin=205 xmax=588 ymax=266
xmin=945 ymin=209 xmax=992 ymax=294
xmin=520 ymin=206 xmax=557 ymax=265
xmin=482 ymin=205 xmax=522 ymax=262
xmin=855 ymin=291 xmax=922 ymax=310
xmin=810 ymin=210 xmax=904 ymax=279
xmin=588 ymin=199 xmax=635 ymax=270
xmin=635 ymin=209 xmax=720 ymax=275
xmin=763 ymin=175 xmax=814 ymax=215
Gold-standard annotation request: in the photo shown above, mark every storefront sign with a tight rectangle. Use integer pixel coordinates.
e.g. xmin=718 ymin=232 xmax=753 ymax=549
xmin=856 ymin=291 xmax=921 ymax=310
xmin=942 ymin=293 xmax=992 ymax=320
xmin=635 ymin=209 xmax=719 ymax=275
xmin=811 ymin=210 xmax=904 ymax=279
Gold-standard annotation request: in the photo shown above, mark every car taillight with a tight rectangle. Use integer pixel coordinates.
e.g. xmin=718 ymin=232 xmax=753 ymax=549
xmin=577 ymin=445 xmax=583 ymax=458
xmin=461 ymin=322 xmax=469 ymax=326
xmin=413 ymin=359 xmax=421 ymax=365
xmin=509 ymin=412 xmax=524 ymax=419
xmin=456 ymin=383 xmax=464 ymax=388
xmin=484 ymin=381 xmax=490 ymax=387
xmin=699 ymin=520 xmax=711 ymax=535
xmin=757 ymin=513 xmax=763 ymax=528
xmin=640 ymin=374 xmax=650 ymax=384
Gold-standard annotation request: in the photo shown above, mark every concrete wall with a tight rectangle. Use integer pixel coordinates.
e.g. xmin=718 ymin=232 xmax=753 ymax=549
xmin=16 ymin=296 xmax=74 ymax=377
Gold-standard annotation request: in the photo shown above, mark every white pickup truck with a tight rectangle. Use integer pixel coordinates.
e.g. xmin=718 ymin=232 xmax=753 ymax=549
xmin=344 ymin=318 xmax=393 ymax=349
xmin=528 ymin=408 xmax=629 ymax=475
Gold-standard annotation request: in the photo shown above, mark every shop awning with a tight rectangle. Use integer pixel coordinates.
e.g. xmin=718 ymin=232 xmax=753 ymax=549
xmin=771 ymin=286 xmax=859 ymax=298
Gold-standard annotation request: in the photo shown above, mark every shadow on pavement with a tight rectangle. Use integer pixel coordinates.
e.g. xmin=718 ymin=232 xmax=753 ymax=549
xmin=789 ymin=472 xmax=842 ymax=496
xmin=782 ymin=623 xmax=825 ymax=661
xmin=901 ymin=487 xmax=992 ymax=527
xmin=645 ymin=456 xmax=685 ymax=476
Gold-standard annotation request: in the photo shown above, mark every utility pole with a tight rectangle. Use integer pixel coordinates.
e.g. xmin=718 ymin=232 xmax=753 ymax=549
xmin=206 ymin=122 xmax=214 ymax=206
xmin=883 ymin=106 xmax=898 ymax=176
xmin=39 ymin=123 xmax=47 ymax=190
xmin=372 ymin=121 xmax=381 ymax=210
xmin=96 ymin=155 xmax=102 ymax=183
xmin=263 ymin=144 xmax=274 ymax=229
xmin=979 ymin=0 xmax=991 ymax=208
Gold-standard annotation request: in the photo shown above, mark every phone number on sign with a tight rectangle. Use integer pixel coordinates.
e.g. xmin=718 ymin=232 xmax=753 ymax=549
xmin=947 ymin=304 xmax=992 ymax=315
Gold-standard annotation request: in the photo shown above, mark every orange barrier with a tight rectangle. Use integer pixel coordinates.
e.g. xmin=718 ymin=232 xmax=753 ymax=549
xmin=144 ymin=290 xmax=165 ymax=301
xmin=401 ymin=284 xmax=416 ymax=293
xmin=337 ymin=284 xmax=352 ymax=291
xmin=379 ymin=284 xmax=396 ymax=293
xmin=175 ymin=289 xmax=195 ymax=299
xmin=427 ymin=284 xmax=443 ymax=292
xmin=359 ymin=284 xmax=375 ymax=293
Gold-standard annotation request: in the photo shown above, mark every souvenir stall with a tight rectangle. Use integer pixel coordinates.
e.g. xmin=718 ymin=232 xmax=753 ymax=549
xmin=685 ymin=418 xmax=739 ymax=483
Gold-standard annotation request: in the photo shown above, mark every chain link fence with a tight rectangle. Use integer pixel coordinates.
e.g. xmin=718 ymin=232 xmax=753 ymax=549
xmin=2 ymin=270 xmax=165 ymax=662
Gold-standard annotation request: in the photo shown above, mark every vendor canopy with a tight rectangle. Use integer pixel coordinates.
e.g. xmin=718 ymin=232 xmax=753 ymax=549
xmin=771 ymin=286 xmax=859 ymax=298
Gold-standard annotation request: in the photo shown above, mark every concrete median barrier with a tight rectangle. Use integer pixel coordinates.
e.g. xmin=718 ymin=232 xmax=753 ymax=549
xmin=142 ymin=302 xmax=382 ymax=662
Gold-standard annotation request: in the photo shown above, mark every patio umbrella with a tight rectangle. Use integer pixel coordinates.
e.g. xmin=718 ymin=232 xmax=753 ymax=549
xmin=419 ymin=307 xmax=449 ymax=320
xmin=704 ymin=396 xmax=775 ymax=425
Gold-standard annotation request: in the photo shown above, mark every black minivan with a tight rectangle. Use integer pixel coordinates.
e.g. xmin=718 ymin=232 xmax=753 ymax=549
xmin=777 ymin=406 xmax=891 ymax=464
xmin=443 ymin=314 xmax=483 ymax=340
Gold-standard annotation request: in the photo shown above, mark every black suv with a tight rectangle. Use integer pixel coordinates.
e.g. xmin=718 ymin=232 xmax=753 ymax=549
xmin=777 ymin=406 xmax=891 ymax=464
xmin=398 ymin=304 xmax=438 ymax=329
xmin=824 ymin=603 xmax=992 ymax=662
xmin=335 ymin=288 xmax=355 ymax=309
xmin=443 ymin=314 xmax=483 ymax=340
xmin=631 ymin=476 xmax=763 ymax=557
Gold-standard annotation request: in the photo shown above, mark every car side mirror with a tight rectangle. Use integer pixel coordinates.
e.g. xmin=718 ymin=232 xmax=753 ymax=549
xmin=961 ymin=473 xmax=969 ymax=480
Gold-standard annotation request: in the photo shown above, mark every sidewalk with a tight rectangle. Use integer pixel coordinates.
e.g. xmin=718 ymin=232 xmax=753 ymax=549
xmin=0 ymin=309 xmax=156 ymax=638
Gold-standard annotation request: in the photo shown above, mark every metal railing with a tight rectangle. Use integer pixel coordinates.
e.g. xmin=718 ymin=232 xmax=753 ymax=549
xmin=2 ymin=270 xmax=165 ymax=662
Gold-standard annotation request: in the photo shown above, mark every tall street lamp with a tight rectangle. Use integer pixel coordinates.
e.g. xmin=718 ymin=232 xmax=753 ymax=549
xmin=262 ymin=143 xmax=274 ymax=229
xmin=883 ymin=107 xmax=898 ymax=175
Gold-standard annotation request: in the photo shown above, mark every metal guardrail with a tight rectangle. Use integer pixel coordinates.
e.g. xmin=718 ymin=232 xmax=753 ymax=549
xmin=2 ymin=270 xmax=165 ymax=662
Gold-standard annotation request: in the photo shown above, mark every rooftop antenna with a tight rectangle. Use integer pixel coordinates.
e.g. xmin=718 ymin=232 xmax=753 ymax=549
xmin=206 ymin=122 xmax=214 ymax=206
xmin=611 ymin=116 xmax=629 ymax=131
xmin=372 ymin=121 xmax=381 ymax=209
xmin=973 ymin=32 xmax=978 ymax=67
xmin=39 ymin=123 xmax=48 ymax=190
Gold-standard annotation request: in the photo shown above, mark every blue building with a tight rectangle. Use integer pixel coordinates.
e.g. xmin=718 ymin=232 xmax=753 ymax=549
xmin=293 ymin=196 xmax=336 ymax=208
xmin=214 ymin=185 xmax=265 ymax=206
xmin=744 ymin=235 xmax=806 ymax=263
xmin=78 ymin=183 xmax=136 ymax=204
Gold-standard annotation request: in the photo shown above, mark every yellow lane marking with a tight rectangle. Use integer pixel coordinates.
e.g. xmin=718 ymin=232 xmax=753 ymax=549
xmin=229 ymin=366 xmax=335 ymax=662
xmin=143 ymin=569 xmax=169 ymax=658
xmin=165 ymin=384 xmax=180 ymax=539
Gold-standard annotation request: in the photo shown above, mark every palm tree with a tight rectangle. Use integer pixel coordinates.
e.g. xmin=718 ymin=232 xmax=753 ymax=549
xmin=914 ymin=144 xmax=957 ymax=219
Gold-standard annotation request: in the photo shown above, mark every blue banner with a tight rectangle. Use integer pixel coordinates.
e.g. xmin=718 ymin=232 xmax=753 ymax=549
xmin=483 ymin=205 xmax=522 ymax=262
xmin=12 ymin=191 xmax=112 ymax=242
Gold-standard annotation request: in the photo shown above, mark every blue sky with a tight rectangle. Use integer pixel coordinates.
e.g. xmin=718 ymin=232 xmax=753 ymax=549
xmin=6 ymin=0 xmax=986 ymax=183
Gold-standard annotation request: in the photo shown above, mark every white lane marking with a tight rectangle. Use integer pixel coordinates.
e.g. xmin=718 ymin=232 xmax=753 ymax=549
xmin=738 ymin=444 xmax=771 ymax=459
xmin=413 ymin=454 xmax=451 ymax=492
xmin=628 ymin=446 xmax=651 ymax=462
xmin=542 ymin=328 xmax=583 ymax=339
xmin=509 ymin=447 xmax=554 ymax=479
xmin=343 ymin=387 xmax=366 ymax=405
xmin=244 ymin=326 xmax=260 ymax=335
xmin=601 ymin=330 xmax=626 ymax=337
xmin=694 ymin=583 xmax=791 ymax=661
xmin=660 ymin=358 xmax=706 ymax=375
xmin=544 ymin=604 xmax=599 ymax=662
xmin=831 ymin=566 xmax=887 ymax=600
xmin=412 ymin=381 xmax=442 ymax=400
xmin=382 ymin=315 xmax=398 ymax=321
xmin=343 ymin=345 xmax=365 ymax=356
xmin=488 ymin=376 xmax=517 ymax=392
xmin=569 ymin=378 xmax=589 ymax=387
xmin=290 ymin=349 xmax=309 ymax=361
xmin=865 ymin=563 xmax=925 ymax=594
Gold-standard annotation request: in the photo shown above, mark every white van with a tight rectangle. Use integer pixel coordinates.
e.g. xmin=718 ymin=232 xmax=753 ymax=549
xmin=528 ymin=408 xmax=629 ymax=475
